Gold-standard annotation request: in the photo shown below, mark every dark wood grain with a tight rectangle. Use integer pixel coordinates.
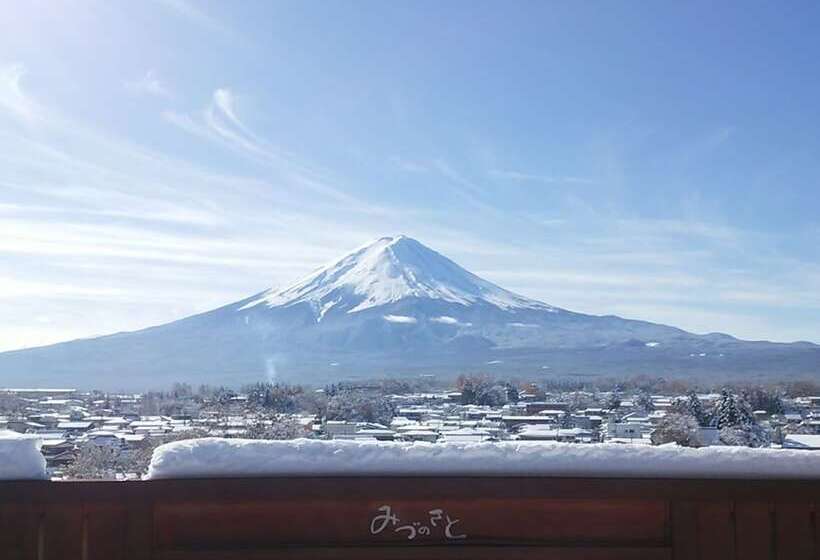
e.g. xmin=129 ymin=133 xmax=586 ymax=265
xmin=696 ymin=501 xmax=734 ymax=560
xmin=671 ymin=501 xmax=697 ymax=560
xmin=2 ymin=476 xmax=820 ymax=559
xmin=776 ymin=502 xmax=816 ymax=560
xmin=153 ymin=545 xmax=673 ymax=560
xmin=734 ymin=501 xmax=773 ymax=560
xmin=41 ymin=504 xmax=83 ymax=560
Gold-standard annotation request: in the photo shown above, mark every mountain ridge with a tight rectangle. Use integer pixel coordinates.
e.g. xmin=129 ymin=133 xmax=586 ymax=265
xmin=0 ymin=235 xmax=817 ymax=390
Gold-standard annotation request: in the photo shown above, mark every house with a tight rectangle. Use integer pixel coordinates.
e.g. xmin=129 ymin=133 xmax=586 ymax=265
xmin=501 ymin=415 xmax=554 ymax=429
xmin=57 ymin=421 xmax=94 ymax=435
xmin=396 ymin=408 xmax=434 ymax=421
xmin=398 ymin=430 xmax=438 ymax=443
xmin=525 ymin=402 xmax=568 ymax=415
xmin=607 ymin=422 xmax=646 ymax=440
xmin=698 ymin=427 xmax=721 ymax=446
xmin=353 ymin=428 xmax=396 ymax=441
xmin=441 ymin=427 xmax=493 ymax=443
xmin=783 ymin=434 xmax=820 ymax=450
xmin=117 ymin=433 xmax=147 ymax=447
xmin=84 ymin=431 xmax=122 ymax=449
xmin=516 ymin=426 xmax=593 ymax=443
xmin=40 ymin=439 xmax=74 ymax=456
xmin=6 ymin=420 xmax=45 ymax=433
xmin=324 ymin=421 xmax=358 ymax=438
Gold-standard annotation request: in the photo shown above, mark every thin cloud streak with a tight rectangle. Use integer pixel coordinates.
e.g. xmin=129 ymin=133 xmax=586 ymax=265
xmin=164 ymin=88 xmax=389 ymax=212
xmin=0 ymin=63 xmax=43 ymax=124
xmin=490 ymin=169 xmax=595 ymax=185
xmin=153 ymin=0 xmax=238 ymax=41
xmin=123 ymin=70 xmax=172 ymax=98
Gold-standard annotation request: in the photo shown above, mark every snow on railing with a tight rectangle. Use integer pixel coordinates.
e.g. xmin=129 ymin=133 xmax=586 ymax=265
xmin=146 ymin=437 xmax=820 ymax=480
xmin=0 ymin=429 xmax=47 ymax=480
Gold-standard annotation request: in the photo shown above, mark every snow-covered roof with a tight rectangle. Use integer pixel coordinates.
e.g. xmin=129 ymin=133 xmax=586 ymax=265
xmin=355 ymin=429 xmax=396 ymax=437
xmin=146 ymin=438 xmax=820 ymax=480
xmin=57 ymin=421 xmax=93 ymax=429
xmin=784 ymin=435 xmax=820 ymax=450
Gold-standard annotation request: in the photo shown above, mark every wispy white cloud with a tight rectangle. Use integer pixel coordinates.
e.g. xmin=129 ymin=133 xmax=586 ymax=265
xmin=0 ymin=63 xmax=43 ymax=124
xmin=0 ymin=276 xmax=127 ymax=301
xmin=432 ymin=159 xmax=501 ymax=215
xmin=153 ymin=0 xmax=236 ymax=40
xmin=489 ymin=169 xmax=595 ymax=185
xmin=165 ymin=88 xmax=389 ymax=212
xmin=390 ymin=155 xmax=430 ymax=173
xmin=124 ymin=70 xmax=172 ymax=98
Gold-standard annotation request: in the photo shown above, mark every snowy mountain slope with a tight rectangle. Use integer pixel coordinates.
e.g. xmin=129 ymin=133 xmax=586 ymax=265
xmin=0 ymin=236 xmax=817 ymax=390
xmin=240 ymin=235 xmax=557 ymax=316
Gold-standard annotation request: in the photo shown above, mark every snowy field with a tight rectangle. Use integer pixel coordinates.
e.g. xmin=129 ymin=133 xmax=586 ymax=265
xmin=146 ymin=438 xmax=820 ymax=480
xmin=0 ymin=430 xmax=47 ymax=480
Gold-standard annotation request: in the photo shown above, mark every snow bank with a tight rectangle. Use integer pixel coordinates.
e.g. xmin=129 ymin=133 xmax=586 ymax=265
xmin=0 ymin=430 xmax=47 ymax=480
xmin=146 ymin=438 xmax=820 ymax=480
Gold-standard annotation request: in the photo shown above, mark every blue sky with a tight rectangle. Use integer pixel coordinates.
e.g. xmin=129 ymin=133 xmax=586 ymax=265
xmin=1 ymin=0 xmax=819 ymax=351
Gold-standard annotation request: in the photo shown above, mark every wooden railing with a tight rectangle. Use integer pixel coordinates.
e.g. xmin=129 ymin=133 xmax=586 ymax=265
xmin=1 ymin=476 xmax=819 ymax=559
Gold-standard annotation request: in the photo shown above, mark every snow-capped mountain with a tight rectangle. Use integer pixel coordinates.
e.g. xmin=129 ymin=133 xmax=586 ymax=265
xmin=0 ymin=236 xmax=816 ymax=390
xmin=241 ymin=235 xmax=557 ymax=317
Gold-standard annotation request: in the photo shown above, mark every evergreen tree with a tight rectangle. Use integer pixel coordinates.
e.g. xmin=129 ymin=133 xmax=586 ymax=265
xmin=686 ymin=391 xmax=706 ymax=426
xmin=505 ymin=382 xmax=520 ymax=403
xmin=459 ymin=381 xmax=477 ymax=405
xmin=715 ymin=389 xmax=740 ymax=428
xmin=715 ymin=388 xmax=770 ymax=447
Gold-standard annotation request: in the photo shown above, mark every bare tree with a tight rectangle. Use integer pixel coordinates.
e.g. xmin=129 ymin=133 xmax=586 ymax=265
xmin=63 ymin=445 xmax=122 ymax=480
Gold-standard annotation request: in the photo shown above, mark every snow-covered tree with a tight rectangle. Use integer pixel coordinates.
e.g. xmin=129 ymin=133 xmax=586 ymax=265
xmin=715 ymin=389 xmax=753 ymax=429
xmin=651 ymin=413 xmax=702 ymax=447
xmin=634 ymin=390 xmax=655 ymax=412
xmin=714 ymin=388 xmax=770 ymax=447
xmin=567 ymin=391 xmax=593 ymax=411
xmin=456 ymin=375 xmax=513 ymax=406
xmin=457 ymin=374 xmax=488 ymax=405
xmin=245 ymin=414 xmax=303 ymax=440
xmin=505 ymin=382 xmax=520 ymax=403
xmin=245 ymin=382 xmax=304 ymax=413
xmin=685 ymin=391 xmax=707 ymax=426
xmin=326 ymin=390 xmax=394 ymax=425
xmin=477 ymin=384 xmax=509 ymax=407
xmin=719 ymin=424 xmax=771 ymax=448
xmin=0 ymin=394 xmax=24 ymax=416
xmin=604 ymin=393 xmax=622 ymax=411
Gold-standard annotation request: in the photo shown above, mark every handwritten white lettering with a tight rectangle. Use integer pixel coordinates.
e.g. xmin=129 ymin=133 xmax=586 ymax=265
xmin=369 ymin=505 xmax=467 ymax=541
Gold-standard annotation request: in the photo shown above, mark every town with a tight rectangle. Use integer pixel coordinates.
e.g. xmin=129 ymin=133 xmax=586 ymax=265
xmin=3 ymin=375 xmax=820 ymax=480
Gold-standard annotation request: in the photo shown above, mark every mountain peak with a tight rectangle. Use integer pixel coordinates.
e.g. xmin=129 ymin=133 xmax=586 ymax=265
xmin=240 ymin=236 xmax=555 ymax=317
